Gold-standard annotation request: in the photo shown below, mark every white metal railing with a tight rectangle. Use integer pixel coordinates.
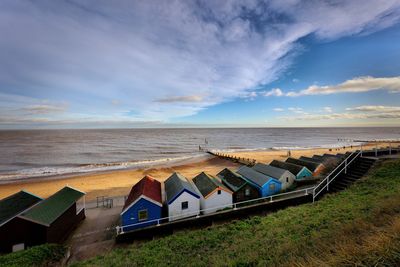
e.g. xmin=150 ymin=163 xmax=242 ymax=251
xmin=116 ymin=186 xmax=314 ymax=234
xmin=312 ymin=150 xmax=361 ymax=202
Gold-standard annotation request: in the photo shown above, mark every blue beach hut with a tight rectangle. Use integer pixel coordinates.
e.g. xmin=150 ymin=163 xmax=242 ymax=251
xmin=120 ymin=175 xmax=162 ymax=232
xmin=237 ymin=166 xmax=281 ymax=197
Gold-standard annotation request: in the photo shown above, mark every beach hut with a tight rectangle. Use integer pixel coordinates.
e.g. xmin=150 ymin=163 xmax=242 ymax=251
xmin=0 ymin=191 xmax=42 ymax=253
xmin=164 ymin=172 xmax=200 ymax=221
xmin=217 ymin=168 xmax=259 ymax=203
xmin=192 ymin=172 xmax=233 ymax=214
xmin=0 ymin=186 xmax=85 ymax=253
xmin=252 ymin=163 xmax=295 ymax=191
xmin=269 ymin=160 xmax=313 ymax=180
xmin=121 ymin=176 xmax=162 ymax=231
xmin=286 ymin=157 xmax=325 ymax=176
xmin=237 ymin=166 xmax=281 ymax=197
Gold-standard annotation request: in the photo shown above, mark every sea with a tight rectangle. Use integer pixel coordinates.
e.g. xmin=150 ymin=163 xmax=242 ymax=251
xmin=0 ymin=127 xmax=399 ymax=181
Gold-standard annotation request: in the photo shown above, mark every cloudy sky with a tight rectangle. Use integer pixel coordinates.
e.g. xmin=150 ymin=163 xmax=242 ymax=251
xmin=1 ymin=0 xmax=400 ymax=128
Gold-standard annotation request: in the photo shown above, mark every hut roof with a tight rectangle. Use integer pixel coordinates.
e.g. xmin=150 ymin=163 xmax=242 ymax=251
xmin=323 ymin=153 xmax=342 ymax=159
xmin=318 ymin=154 xmax=341 ymax=163
xmin=269 ymin=160 xmax=305 ymax=176
xmin=164 ymin=172 xmax=199 ymax=204
xmin=192 ymin=172 xmax=231 ymax=198
xmin=237 ymin=166 xmax=272 ymax=188
xmin=217 ymin=168 xmax=247 ymax=192
xmin=252 ymin=163 xmax=288 ymax=179
xmin=21 ymin=186 xmax=84 ymax=226
xmin=300 ymin=156 xmax=324 ymax=164
xmin=122 ymin=176 xmax=162 ymax=213
xmin=0 ymin=190 xmax=42 ymax=227
xmin=286 ymin=157 xmax=322 ymax=172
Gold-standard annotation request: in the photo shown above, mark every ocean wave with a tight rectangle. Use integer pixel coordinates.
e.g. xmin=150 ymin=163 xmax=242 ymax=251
xmin=211 ymin=141 xmax=365 ymax=153
xmin=0 ymin=154 xmax=208 ymax=182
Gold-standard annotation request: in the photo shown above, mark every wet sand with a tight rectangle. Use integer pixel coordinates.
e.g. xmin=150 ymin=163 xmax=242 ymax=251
xmin=0 ymin=142 xmax=396 ymax=201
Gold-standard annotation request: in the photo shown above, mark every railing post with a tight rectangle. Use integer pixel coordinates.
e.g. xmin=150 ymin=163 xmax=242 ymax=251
xmin=344 ymin=158 xmax=347 ymax=174
xmin=360 ymin=144 xmax=363 ymax=156
xmin=233 ymin=203 xmax=237 ymax=210
xmin=327 ymin=176 xmax=329 ymax=191
xmin=270 ymin=196 xmax=273 ymax=202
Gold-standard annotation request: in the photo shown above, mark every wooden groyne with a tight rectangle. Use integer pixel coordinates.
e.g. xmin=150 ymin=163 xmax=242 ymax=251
xmin=207 ymin=150 xmax=257 ymax=166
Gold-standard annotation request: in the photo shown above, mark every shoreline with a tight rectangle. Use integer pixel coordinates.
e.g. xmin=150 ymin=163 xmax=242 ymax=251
xmin=0 ymin=141 xmax=397 ymax=201
xmin=0 ymin=154 xmax=212 ymax=185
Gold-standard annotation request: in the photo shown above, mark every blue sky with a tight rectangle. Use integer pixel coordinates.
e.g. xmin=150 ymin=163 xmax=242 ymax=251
xmin=0 ymin=0 xmax=400 ymax=128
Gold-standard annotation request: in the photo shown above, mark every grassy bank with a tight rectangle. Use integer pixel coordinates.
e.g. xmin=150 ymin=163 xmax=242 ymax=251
xmin=0 ymin=244 xmax=66 ymax=267
xmin=73 ymin=159 xmax=400 ymax=266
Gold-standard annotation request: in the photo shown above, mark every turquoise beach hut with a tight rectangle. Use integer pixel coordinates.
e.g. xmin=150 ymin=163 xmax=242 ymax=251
xmin=237 ymin=166 xmax=281 ymax=197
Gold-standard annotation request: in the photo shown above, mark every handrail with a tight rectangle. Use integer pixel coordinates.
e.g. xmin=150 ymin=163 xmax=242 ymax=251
xmin=312 ymin=150 xmax=362 ymax=202
xmin=117 ymin=186 xmax=314 ymax=234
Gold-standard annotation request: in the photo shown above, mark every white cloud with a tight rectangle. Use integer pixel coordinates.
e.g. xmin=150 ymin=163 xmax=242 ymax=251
xmin=288 ymin=107 xmax=307 ymax=114
xmin=346 ymin=105 xmax=400 ymax=112
xmin=239 ymin=91 xmax=258 ymax=100
xmin=323 ymin=106 xmax=333 ymax=113
xmin=273 ymin=108 xmax=284 ymax=112
xmin=261 ymin=88 xmax=283 ymax=97
xmin=155 ymin=95 xmax=204 ymax=103
xmin=281 ymin=105 xmax=400 ymax=121
xmin=22 ymin=104 xmax=67 ymax=114
xmin=286 ymin=76 xmax=400 ymax=97
xmin=1 ymin=1 xmax=400 ymax=126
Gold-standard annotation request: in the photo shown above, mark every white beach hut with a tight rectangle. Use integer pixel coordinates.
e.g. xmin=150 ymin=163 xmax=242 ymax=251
xmin=192 ymin=172 xmax=233 ymax=215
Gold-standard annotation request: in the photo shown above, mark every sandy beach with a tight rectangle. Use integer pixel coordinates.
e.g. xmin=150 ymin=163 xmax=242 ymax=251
xmin=0 ymin=142 xmax=396 ymax=201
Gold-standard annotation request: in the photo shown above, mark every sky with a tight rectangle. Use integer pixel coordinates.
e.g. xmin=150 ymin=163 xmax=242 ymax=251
xmin=0 ymin=0 xmax=400 ymax=129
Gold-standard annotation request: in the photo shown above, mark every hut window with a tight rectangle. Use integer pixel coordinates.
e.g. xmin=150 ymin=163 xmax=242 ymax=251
xmin=218 ymin=190 xmax=222 ymax=195
xmin=269 ymin=183 xmax=275 ymax=191
xmin=286 ymin=177 xmax=289 ymax=183
xmin=245 ymin=188 xmax=250 ymax=196
xmin=138 ymin=209 xmax=148 ymax=221
xmin=181 ymin=201 xmax=188 ymax=210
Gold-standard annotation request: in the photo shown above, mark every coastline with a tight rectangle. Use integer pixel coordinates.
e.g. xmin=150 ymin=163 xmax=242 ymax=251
xmin=0 ymin=141 xmax=396 ymax=201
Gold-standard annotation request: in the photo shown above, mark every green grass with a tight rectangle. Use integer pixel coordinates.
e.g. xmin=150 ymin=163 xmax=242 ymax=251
xmin=0 ymin=244 xmax=67 ymax=267
xmin=73 ymin=159 xmax=400 ymax=267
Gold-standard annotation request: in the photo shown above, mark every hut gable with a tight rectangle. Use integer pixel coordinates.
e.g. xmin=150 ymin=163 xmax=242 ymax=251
xmin=164 ymin=172 xmax=200 ymax=204
xmin=0 ymin=191 xmax=42 ymax=227
xmin=20 ymin=186 xmax=85 ymax=226
xmin=192 ymin=172 xmax=233 ymax=215
xmin=122 ymin=176 xmax=162 ymax=215
xmin=164 ymin=172 xmax=200 ymax=221
xmin=192 ymin=172 xmax=232 ymax=199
